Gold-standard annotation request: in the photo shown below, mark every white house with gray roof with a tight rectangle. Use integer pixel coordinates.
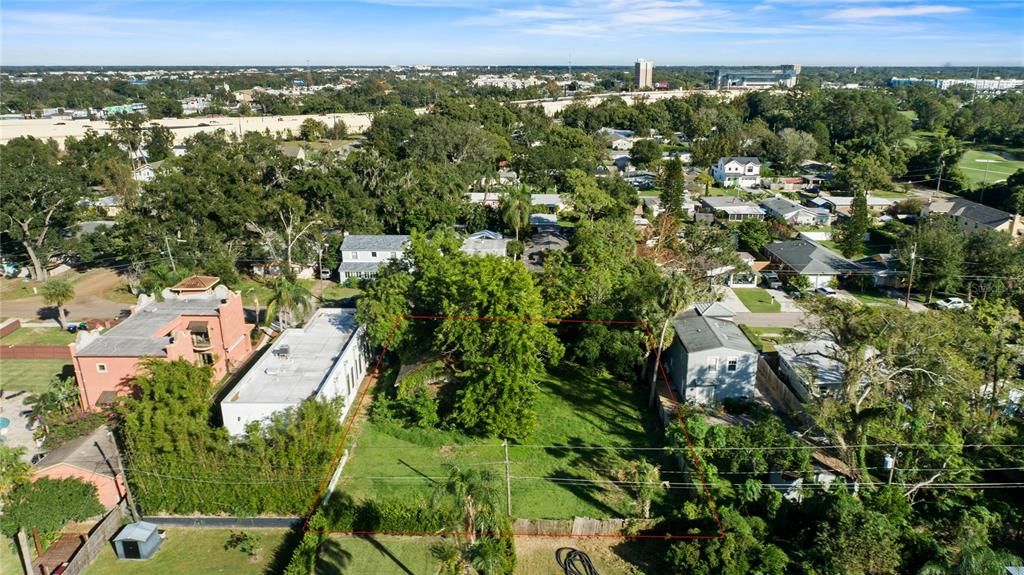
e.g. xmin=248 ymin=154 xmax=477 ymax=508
xmin=461 ymin=230 xmax=510 ymax=257
xmin=337 ymin=235 xmax=409 ymax=279
xmin=663 ymin=305 xmax=758 ymax=405
xmin=220 ymin=308 xmax=368 ymax=436
xmin=760 ymin=196 xmax=832 ymax=226
xmin=701 ymin=196 xmax=766 ymax=221
xmin=711 ymin=157 xmax=761 ymax=188
xmin=763 ymin=239 xmax=859 ymax=288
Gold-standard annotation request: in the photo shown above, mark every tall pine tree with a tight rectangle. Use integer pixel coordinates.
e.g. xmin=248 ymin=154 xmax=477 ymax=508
xmin=660 ymin=157 xmax=685 ymax=218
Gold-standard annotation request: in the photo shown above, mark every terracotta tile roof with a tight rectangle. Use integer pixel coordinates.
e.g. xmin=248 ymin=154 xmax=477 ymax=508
xmin=170 ymin=275 xmax=220 ymax=292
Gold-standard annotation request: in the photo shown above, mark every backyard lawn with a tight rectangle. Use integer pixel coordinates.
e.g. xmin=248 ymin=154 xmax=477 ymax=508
xmin=0 ymin=538 xmax=26 ymax=575
xmin=732 ymin=288 xmax=781 ymax=313
xmin=0 ymin=360 xmax=73 ymax=394
xmin=83 ymin=528 xmax=294 ymax=575
xmin=336 ymin=364 xmax=671 ymax=520
xmin=739 ymin=325 xmax=808 ymax=353
xmin=318 ymin=535 xmax=439 ymax=574
xmin=0 ymin=327 xmax=76 ymax=345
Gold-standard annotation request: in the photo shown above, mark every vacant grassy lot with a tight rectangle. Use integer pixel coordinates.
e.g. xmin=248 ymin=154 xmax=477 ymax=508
xmin=0 ymin=271 xmax=84 ymax=301
xmin=0 ymin=328 xmax=76 ymax=345
xmin=514 ymin=536 xmax=662 ymax=575
xmin=0 ymin=360 xmax=73 ymax=394
xmin=337 ymin=364 xmax=669 ymax=520
xmin=959 ymin=149 xmax=1024 ymax=188
xmin=318 ymin=535 xmax=439 ymax=574
xmin=732 ymin=288 xmax=781 ymax=313
xmin=740 ymin=325 xmax=807 ymax=353
xmin=83 ymin=528 xmax=294 ymax=575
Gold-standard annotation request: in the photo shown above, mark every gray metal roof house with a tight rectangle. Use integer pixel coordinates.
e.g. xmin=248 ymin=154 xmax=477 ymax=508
xmin=338 ymin=235 xmax=409 ymax=279
xmin=663 ymin=306 xmax=758 ymax=405
xmin=763 ymin=239 xmax=859 ymax=289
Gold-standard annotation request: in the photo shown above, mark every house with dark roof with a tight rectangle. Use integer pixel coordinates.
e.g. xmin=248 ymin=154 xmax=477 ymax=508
xmin=32 ymin=426 xmax=126 ymax=507
xmin=663 ymin=306 xmax=758 ymax=405
xmin=921 ymin=197 xmax=1023 ymax=242
xmin=763 ymin=239 xmax=860 ymax=289
xmin=711 ymin=156 xmax=761 ymax=188
xmin=337 ymin=235 xmax=409 ymax=279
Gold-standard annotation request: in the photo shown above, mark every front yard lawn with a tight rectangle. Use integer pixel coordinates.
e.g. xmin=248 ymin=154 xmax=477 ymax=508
xmin=0 ymin=328 xmax=76 ymax=345
xmin=83 ymin=528 xmax=294 ymax=575
xmin=847 ymin=289 xmax=901 ymax=307
xmin=336 ymin=363 xmax=670 ymax=520
xmin=0 ymin=360 xmax=73 ymax=394
xmin=732 ymin=288 xmax=781 ymax=313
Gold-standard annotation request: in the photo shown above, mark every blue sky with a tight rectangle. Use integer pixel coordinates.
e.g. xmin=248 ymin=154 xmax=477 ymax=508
xmin=2 ymin=0 xmax=1022 ymax=66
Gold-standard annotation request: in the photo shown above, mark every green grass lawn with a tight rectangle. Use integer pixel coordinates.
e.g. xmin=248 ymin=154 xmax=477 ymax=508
xmin=958 ymin=149 xmax=1024 ymax=188
xmin=0 ymin=327 xmax=76 ymax=345
xmin=83 ymin=528 xmax=295 ymax=575
xmin=319 ymin=285 xmax=360 ymax=302
xmin=847 ymin=289 xmax=901 ymax=307
xmin=337 ymin=364 xmax=668 ymax=520
xmin=739 ymin=325 xmax=808 ymax=353
xmin=0 ymin=537 xmax=28 ymax=575
xmin=732 ymin=288 xmax=781 ymax=313
xmin=0 ymin=360 xmax=73 ymax=394
xmin=318 ymin=535 xmax=439 ymax=574
xmin=0 ymin=271 xmax=84 ymax=301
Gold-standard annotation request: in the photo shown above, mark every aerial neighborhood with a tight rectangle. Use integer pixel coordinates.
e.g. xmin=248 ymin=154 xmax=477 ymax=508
xmin=1 ymin=31 xmax=1023 ymax=575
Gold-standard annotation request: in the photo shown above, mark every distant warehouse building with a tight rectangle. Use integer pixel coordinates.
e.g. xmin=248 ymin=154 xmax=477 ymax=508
xmin=220 ymin=308 xmax=369 ymax=436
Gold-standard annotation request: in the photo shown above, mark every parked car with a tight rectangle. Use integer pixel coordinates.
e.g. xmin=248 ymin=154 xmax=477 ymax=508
xmin=762 ymin=271 xmax=782 ymax=289
xmin=934 ymin=297 xmax=971 ymax=310
xmin=30 ymin=453 xmax=46 ymax=465
xmin=790 ymin=290 xmax=805 ymax=299
xmin=815 ymin=286 xmax=837 ymax=297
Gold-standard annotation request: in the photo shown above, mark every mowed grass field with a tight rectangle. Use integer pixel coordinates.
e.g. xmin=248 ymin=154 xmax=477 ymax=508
xmin=83 ymin=528 xmax=295 ymax=575
xmin=336 ymin=364 xmax=673 ymax=520
xmin=958 ymin=149 xmax=1024 ymax=187
xmin=0 ymin=327 xmax=76 ymax=345
xmin=0 ymin=359 xmax=73 ymax=394
xmin=732 ymin=288 xmax=781 ymax=313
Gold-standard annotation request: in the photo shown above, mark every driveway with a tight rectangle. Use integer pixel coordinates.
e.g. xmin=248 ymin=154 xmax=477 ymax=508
xmin=0 ymin=268 xmax=131 ymax=322
xmin=734 ymin=312 xmax=809 ymax=328
xmin=715 ymin=286 xmax=750 ymax=313
xmin=763 ymin=288 xmax=803 ymax=312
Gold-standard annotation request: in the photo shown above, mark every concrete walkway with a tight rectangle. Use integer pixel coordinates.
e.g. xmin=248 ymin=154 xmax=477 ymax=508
xmin=763 ymin=288 xmax=803 ymax=312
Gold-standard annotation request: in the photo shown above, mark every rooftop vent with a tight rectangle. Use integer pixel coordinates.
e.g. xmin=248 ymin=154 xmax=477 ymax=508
xmin=272 ymin=345 xmax=291 ymax=359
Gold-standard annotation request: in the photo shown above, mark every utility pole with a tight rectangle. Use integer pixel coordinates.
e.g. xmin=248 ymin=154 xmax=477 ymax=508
xmin=502 ymin=439 xmax=512 ymax=516
xmin=934 ymin=161 xmax=945 ymax=198
xmin=905 ymin=242 xmax=917 ymax=309
xmin=163 ymin=236 xmax=176 ymax=272
xmin=886 ymin=449 xmax=898 ymax=485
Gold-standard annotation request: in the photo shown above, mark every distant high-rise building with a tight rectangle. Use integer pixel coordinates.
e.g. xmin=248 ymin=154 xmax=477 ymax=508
xmin=635 ymin=59 xmax=654 ymax=90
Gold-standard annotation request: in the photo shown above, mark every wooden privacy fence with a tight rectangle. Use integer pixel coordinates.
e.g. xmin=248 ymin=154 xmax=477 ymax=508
xmin=0 ymin=344 xmax=72 ymax=360
xmin=512 ymin=517 xmax=657 ymax=537
xmin=37 ymin=502 xmax=127 ymax=575
xmin=756 ymin=357 xmax=813 ymax=425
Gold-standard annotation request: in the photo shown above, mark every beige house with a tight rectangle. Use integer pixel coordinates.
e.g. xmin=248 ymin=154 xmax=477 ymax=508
xmin=921 ymin=197 xmax=1023 ymax=242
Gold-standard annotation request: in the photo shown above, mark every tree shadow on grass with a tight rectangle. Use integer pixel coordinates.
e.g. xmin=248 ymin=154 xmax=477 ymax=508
xmin=315 ymin=538 xmax=354 ymax=575
xmin=262 ymin=529 xmax=304 ymax=575
xmin=358 ymin=535 xmax=415 ymax=575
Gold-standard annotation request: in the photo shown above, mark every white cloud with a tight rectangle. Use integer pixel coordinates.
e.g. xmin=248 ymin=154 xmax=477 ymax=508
xmin=826 ymin=4 xmax=969 ymax=19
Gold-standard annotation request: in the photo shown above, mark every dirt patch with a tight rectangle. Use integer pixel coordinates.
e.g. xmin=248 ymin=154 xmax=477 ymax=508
xmin=0 ymin=268 xmax=132 ymax=322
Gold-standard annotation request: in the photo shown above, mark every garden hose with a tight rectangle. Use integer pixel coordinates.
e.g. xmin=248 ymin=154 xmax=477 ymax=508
xmin=556 ymin=547 xmax=599 ymax=575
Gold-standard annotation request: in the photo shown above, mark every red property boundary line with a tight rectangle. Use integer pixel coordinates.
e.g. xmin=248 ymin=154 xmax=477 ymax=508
xmin=300 ymin=314 xmax=725 ymax=540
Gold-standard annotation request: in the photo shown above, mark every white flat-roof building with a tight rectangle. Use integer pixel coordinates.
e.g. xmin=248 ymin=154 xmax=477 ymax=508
xmin=220 ymin=308 xmax=369 ymax=436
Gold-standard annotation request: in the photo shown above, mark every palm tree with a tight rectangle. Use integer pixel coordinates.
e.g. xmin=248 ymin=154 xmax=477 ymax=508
xmin=917 ymin=545 xmax=1022 ymax=575
xmin=499 ymin=185 xmax=531 ymax=242
xmin=434 ymin=466 xmax=502 ymax=546
xmin=41 ymin=279 xmax=74 ymax=329
xmin=648 ymin=273 xmax=692 ymax=408
xmin=265 ymin=276 xmax=313 ymax=328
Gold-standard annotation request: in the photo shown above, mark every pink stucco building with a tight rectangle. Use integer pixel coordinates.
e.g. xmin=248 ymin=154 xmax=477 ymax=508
xmin=33 ymin=426 xmax=126 ymax=508
xmin=72 ymin=276 xmax=254 ymax=410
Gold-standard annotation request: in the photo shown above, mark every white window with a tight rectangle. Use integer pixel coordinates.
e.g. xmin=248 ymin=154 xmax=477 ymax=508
xmin=96 ymin=363 xmax=108 ymax=373
xmin=350 ymin=251 xmax=358 ymax=260
xmin=727 ymin=357 xmax=738 ymax=372
xmin=707 ymin=356 xmax=720 ymax=371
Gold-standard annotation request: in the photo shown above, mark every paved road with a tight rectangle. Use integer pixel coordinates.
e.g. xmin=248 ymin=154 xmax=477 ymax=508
xmin=734 ymin=312 xmax=809 ymax=328
xmin=143 ymin=516 xmax=303 ymax=529
xmin=0 ymin=268 xmax=131 ymax=322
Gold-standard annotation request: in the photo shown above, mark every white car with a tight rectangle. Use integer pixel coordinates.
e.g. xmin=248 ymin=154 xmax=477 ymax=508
xmin=815 ymin=286 xmax=837 ymax=297
xmin=934 ymin=297 xmax=971 ymax=310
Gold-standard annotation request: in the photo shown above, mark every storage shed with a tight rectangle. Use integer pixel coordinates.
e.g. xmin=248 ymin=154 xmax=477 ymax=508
xmin=113 ymin=521 xmax=162 ymax=560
